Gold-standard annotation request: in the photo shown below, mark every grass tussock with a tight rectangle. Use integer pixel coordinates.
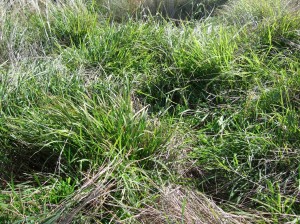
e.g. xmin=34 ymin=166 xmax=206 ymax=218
xmin=0 ymin=0 xmax=300 ymax=223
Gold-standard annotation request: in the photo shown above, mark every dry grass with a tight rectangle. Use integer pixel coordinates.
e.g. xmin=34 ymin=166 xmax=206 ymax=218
xmin=44 ymin=158 xmax=120 ymax=223
xmin=137 ymin=185 xmax=253 ymax=224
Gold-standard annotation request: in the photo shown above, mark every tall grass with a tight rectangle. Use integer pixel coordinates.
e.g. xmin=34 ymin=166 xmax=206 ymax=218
xmin=0 ymin=0 xmax=300 ymax=223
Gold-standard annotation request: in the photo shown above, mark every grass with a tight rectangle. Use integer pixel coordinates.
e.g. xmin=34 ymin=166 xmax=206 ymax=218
xmin=0 ymin=0 xmax=299 ymax=223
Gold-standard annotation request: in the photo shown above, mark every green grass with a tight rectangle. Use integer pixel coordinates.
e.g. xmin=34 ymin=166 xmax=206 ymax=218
xmin=0 ymin=0 xmax=299 ymax=223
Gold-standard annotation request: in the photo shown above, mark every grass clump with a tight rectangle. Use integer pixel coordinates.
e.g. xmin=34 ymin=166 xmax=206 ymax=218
xmin=0 ymin=59 xmax=171 ymax=222
xmin=0 ymin=0 xmax=300 ymax=223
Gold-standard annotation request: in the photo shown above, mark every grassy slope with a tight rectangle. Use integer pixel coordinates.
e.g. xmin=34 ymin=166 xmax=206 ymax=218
xmin=0 ymin=0 xmax=299 ymax=223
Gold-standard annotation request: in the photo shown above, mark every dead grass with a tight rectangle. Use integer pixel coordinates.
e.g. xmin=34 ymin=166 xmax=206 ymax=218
xmin=137 ymin=185 xmax=254 ymax=224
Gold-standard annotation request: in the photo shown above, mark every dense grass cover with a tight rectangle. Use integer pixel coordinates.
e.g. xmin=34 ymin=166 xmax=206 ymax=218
xmin=0 ymin=0 xmax=299 ymax=223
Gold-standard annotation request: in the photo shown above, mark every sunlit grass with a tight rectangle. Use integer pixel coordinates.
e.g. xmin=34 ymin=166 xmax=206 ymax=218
xmin=0 ymin=0 xmax=299 ymax=223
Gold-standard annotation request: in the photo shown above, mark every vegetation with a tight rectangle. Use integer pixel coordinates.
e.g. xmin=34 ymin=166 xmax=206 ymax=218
xmin=0 ymin=0 xmax=299 ymax=223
